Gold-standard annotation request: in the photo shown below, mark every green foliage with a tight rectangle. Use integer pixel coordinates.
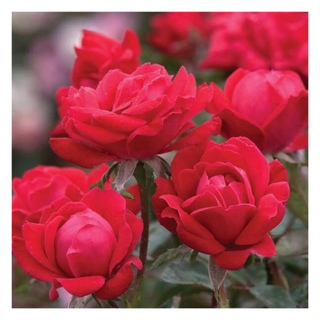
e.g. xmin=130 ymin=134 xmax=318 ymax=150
xmin=248 ymin=285 xmax=296 ymax=308
xmin=150 ymin=244 xmax=192 ymax=271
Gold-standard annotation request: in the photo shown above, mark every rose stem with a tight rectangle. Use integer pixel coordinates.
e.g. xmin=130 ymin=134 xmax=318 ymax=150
xmin=107 ymin=300 xmax=119 ymax=308
xmin=130 ymin=161 xmax=154 ymax=307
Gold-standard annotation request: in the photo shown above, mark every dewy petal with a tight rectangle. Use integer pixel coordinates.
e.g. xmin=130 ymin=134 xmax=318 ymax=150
xmin=50 ymin=137 xmax=120 ymax=168
xmin=95 ymin=256 xmax=142 ymax=300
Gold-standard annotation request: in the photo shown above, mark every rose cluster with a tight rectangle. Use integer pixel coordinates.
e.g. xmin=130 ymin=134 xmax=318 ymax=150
xmin=12 ymin=12 xmax=308 ymax=307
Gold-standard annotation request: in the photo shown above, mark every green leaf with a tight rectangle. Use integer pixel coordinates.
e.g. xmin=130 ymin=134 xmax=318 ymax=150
xmin=152 ymin=254 xmax=212 ymax=290
xmin=150 ymin=245 xmax=192 ymax=271
xmin=120 ymin=189 xmax=134 ymax=200
xmin=248 ymin=285 xmax=296 ymax=308
xmin=290 ymin=283 xmax=308 ymax=307
xmin=282 ymin=162 xmax=308 ymax=225
xmin=153 ymin=285 xmax=211 ymax=308
xmin=228 ymin=261 xmax=267 ymax=287
xmin=276 ymin=229 xmax=308 ymax=257
xmin=148 ymin=220 xmax=173 ymax=257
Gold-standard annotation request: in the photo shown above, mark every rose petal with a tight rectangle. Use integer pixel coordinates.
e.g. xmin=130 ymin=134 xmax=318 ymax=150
xmin=50 ymin=138 xmax=119 ymax=168
xmin=235 ymin=194 xmax=285 ymax=245
xmin=67 ymin=224 xmax=116 ymax=277
xmin=162 ymin=117 xmax=221 ymax=153
xmin=51 ymin=276 xmax=106 ymax=300
xmin=81 ymin=188 xmax=126 ymax=235
xmin=12 ymin=237 xmax=62 ymax=282
xmin=95 ymin=256 xmax=142 ymax=300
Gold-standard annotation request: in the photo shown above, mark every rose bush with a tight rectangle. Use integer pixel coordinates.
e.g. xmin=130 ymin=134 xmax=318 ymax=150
xmin=200 ymin=12 xmax=308 ymax=79
xmin=207 ymin=68 xmax=308 ymax=153
xmin=50 ymin=63 xmax=221 ymax=168
xmin=12 ymin=188 xmax=143 ymax=300
xmin=152 ymin=137 xmax=290 ymax=270
xmin=12 ymin=164 xmax=140 ymax=238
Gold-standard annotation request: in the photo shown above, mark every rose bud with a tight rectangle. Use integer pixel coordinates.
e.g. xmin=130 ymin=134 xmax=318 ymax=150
xmin=12 ymin=188 xmax=143 ymax=300
xmin=152 ymin=137 xmax=290 ymax=270
xmin=207 ymin=68 xmax=308 ymax=153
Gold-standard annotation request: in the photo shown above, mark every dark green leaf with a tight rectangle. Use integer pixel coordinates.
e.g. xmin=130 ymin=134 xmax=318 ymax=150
xmin=150 ymin=245 xmax=192 ymax=271
xmin=290 ymin=283 xmax=308 ymax=307
xmin=248 ymin=285 xmax=296 ymax=308
xmin=153 ymin=285 xmax=211 ymax=308
xmin=148 ymin=221 xmax=173 ymax=258
xmin=152 ymin=254 xmax=212 ymax=289
xmin=228 ymin=261 xmax=267 ymax=287
xmin=283 ymin=162 xmax=308 ymax=225
xmin=276 ymin=229 xmax=308 ymax=257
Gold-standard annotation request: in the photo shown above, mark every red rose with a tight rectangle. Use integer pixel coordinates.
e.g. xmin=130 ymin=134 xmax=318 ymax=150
xmin=207 ymin=68 xmax=308 ymax=153
xmin=147 ymin=12 xmax=212 ymax=59
xmin=200 ymin=12 xmax=308 ymax=79
xmin=12 ymin=164 xmax=140 ymax=237
xmin=72 ymin=29 xmax=141 ymax=89
xmin=152 ymin=137 xmax=290 ymax=270
xmin=12 ymin=188 xmax=143 ymax=300
xmin=50 ymin=63 xmax=221 ymax=168
xmin=51 ymin=29 xmax=141 ymax=138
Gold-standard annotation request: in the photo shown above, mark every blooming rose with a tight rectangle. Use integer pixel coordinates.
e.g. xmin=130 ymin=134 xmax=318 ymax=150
xmin=200 ymin=12 xmax=308 ymax=79
xmin=207 ymin=68 xmax=308 ymax=153
xmin=12 ymin=188 xmax=143 ymax=300
xmin=50 ymin=63 xmax=221 ymax=168
xmin=147 ymin=12 xmax=212 ymax=59
xmin=152 ymin=137 xmax=290 ymax=270
xmin=51 ymin=29 xmax=141 ymax=138
xmin=12 ymin=164 xmax=140 ymax=238
xmin=72 ymin=29 xmax=141 ymax=89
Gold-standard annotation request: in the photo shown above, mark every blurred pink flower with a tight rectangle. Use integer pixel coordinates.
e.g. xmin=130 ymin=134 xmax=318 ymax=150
xmin=12 ymin=69 xmax=52 ymax=153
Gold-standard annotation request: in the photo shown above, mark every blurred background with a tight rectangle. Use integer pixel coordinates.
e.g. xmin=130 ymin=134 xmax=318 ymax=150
xmin=12 ymin=12 xmax=308 ymax=308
